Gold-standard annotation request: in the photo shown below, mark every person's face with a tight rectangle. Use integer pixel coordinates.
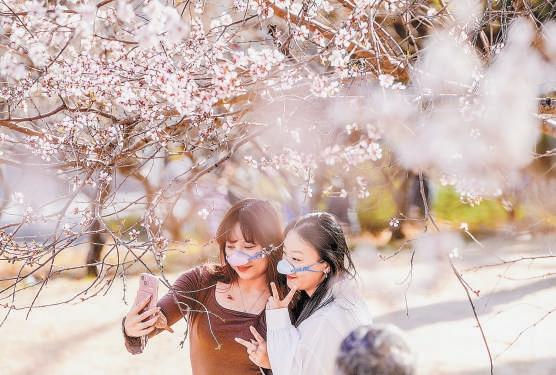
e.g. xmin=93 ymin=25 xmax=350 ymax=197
xmin=225 ymin=222 xmax=268 ymax=280
xmin=281 ymin=230 xmax=328 ymax=296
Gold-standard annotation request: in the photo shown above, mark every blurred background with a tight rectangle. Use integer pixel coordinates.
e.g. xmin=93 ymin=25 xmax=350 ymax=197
xmin=2 ymin=1 xmax=556 ymax=374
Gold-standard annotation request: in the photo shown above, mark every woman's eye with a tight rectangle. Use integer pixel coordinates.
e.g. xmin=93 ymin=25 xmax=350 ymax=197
xmin=292 ymin=258 xmax=301 ymax=263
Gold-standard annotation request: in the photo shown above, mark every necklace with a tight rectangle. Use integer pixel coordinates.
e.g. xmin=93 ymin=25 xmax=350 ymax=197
xmin=236 ymin=281 xmax=268 ymax=313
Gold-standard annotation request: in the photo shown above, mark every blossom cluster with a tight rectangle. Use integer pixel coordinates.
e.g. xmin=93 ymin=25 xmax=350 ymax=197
xmin=0 ymin=0 xmax=554 ymax=281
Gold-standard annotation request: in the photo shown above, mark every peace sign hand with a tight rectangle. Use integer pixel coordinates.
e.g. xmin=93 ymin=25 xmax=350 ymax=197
xmin=266 ymin=282 xmax=297 ymax=310
xmin=234 ymin=326 xmax=271 ymax=369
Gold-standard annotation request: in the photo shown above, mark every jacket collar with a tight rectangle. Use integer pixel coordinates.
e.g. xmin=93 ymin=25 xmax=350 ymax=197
xmin=320 ymin=273 xmax=363 ymax=309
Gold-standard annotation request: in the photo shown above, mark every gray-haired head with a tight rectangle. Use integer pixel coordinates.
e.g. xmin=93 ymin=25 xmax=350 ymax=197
xmin=336 ymin=324 xmax=416 ymax=375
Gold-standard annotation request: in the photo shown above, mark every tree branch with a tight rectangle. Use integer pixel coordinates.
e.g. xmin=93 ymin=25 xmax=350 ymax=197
xmin=450 ymin=260 xmax=494 ymax=375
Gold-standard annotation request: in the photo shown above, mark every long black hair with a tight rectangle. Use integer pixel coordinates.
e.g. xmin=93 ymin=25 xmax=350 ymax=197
xmin=285 ymin=212 xmax=357 ymax=327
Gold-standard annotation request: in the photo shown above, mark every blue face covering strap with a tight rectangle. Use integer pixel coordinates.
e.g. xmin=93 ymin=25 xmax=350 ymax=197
xmin=277 ymin=259 xmax=325 ymax=275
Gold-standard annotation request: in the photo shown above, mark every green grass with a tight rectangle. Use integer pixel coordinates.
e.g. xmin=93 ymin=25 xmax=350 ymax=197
xmin=432 ymin=186 xmax=510 ymax=231
xmin=355 ymin=184 xmax=514 ymax=234
xmin=356 ymin=188 xmax=397 ymax=233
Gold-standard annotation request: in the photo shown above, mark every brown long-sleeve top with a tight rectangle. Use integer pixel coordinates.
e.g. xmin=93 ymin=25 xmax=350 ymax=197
xmin=124 ymin=265 xmax=270 ymax=375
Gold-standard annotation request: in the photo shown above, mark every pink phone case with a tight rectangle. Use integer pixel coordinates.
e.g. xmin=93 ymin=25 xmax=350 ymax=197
xmin=137 ymin=273 xmax=159 ymax=314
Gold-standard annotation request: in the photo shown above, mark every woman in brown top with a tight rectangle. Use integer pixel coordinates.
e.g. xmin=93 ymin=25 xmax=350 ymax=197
xmin=123 ymin=199 xmax=286 ymax=375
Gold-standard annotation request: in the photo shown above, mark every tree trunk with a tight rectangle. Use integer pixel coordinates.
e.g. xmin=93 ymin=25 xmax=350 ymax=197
xmin=86 ymin=217 xmax=105 ymax=277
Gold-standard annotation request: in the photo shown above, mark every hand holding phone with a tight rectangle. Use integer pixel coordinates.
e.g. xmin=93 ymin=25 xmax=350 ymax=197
xmin=137 ymin=273 xmax=159 ymax=315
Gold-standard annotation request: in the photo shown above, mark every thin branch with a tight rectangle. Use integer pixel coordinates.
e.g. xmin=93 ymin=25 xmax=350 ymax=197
xmin=450 ymin=260 xmax=494 ymax=375
xmin=494 ymin=307 xmax=555 ymax=359
xmin=464 ymin=255 xmax=556 ymax=272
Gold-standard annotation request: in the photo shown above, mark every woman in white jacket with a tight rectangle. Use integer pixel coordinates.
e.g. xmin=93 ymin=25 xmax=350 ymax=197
xmin=236 ymin=212 xmax=372 ymax=375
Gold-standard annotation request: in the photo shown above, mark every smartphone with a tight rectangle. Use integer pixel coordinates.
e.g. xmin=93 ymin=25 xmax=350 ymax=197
xmin=137 ymin=273 xmax=159 ymax=315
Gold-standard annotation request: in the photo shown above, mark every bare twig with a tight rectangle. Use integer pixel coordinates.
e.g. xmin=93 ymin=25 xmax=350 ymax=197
xmin=450 ymin=260 xmax=494 ymax=375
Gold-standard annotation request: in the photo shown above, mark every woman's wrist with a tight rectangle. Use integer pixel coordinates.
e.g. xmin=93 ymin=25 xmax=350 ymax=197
xmin=122 ymin=317 xmax=141 ymax=340
xmin=122 ymin=316 xmax=146 ymax=354
xmin=122 ymin=317 xmax=131 ymax=337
